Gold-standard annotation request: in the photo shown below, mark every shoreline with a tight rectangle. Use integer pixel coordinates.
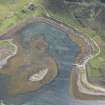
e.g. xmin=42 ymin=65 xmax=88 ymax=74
xmin=0 ymin=16 xmax=105 ymax=99
xmin=68 ymin=23 xmax=105 ymax=99
xmin=70 ymin=69 xmax=105 ymax=100
xmin=0 ymin=39 xmax=17 ymax=69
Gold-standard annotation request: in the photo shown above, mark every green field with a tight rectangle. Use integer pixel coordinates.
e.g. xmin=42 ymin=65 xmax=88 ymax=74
xmin=0 ymin=0 xmax=44 ymax=33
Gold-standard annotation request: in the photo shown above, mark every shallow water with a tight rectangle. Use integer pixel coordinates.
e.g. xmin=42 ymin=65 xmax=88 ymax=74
xmin=1 ymin=22 xmax=105 ymax=105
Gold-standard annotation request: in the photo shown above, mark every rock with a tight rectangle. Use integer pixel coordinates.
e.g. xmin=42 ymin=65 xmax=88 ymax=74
xmin=29 ymin=68 xmax=48 ymax=82
xmin=27 ymin=3 xmax=36 ymax=11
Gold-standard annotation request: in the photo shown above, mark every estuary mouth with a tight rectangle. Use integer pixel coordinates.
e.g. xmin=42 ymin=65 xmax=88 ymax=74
xmin=0 ymin=17 xmax=79 ymax=105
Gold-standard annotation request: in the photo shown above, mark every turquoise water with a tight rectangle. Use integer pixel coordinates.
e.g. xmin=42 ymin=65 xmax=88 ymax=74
xmin=1 ymin=22 xmax=105 ymax=105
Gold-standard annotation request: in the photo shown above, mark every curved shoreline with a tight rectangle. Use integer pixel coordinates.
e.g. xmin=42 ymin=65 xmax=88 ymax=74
xmin=0 ymin=16 xmax=105 ymax=99
xmin=43 ymin=16 xmax=105 ymax=99
xmin=0 ymin=39 xmax=17 ymax=69
xmin=69 ymin=25 xmax=105 ymax=99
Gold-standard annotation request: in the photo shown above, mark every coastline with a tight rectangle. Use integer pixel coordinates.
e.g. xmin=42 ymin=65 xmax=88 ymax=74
xmin=40 ymin=17 xmax=105 ymax=99
xmin=70 ymin=69 xmax=105 ymax=100
xmin=0 ymin=16 xmax=105 ymax=99
xmin=68 ymin=25 xmax=105 ymax=99
xmin=0 ymin=39 xmax=17 ymax=69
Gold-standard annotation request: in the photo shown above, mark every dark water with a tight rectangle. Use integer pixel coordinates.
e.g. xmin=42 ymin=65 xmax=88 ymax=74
xmin=1 ymin=22 xmax=105 ymax=105
xmin=101 ymin=0 xmax=105 ymax=3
